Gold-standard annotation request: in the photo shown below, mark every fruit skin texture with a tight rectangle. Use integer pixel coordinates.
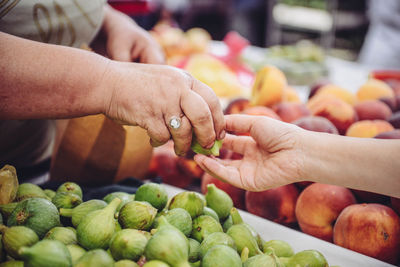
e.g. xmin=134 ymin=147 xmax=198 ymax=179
xmin=115 ymin=260 xmax=140 ymax=267
xmin=110 ymin=229 xmax=148 ymax=261
xmin=60 ymin=199 xmax=107 ymax=227
xmin=57 ymin=182 xmax=83 ymax=198
xmin=16 ymin=183 xmax=48 ymax=202
xmin=168 ymin=191 xmax=204 ymax=219
xmin=19 ymin=240 xmax=72 ymax=267
xmin=295 ymin=183 xmax=356 ymax=242
xmin=44 ymin=226 xmax=77 ymax=245
xmin=205 ymin=184 xmax=233 ymax=220
xmin=66 ymin=244 xmax=86 ymax=265
xmin=286 ymin=250 xmax=328 ymax=267
xmin=74 ymin=249 xmax=114 ymax=267
xmin=103 ymin=192 xmax=133 ymax=212
xmin=333 ymin=203 xmax=400 ymax=264
xmin=227 ymin=224 xmax=262 ymax=257
xmin=0 ymin=225 xmax=39 ymax=259
xmin=245 ymin=184 xmax=299 ymax=226
xmin=188 ymin=238 xmax=200 ymax=263
xmin=7 ymin=198 xmax=60 ymax=238
xmin=191 ymin=215 xmax=223 ymax=242
xmin=199 ymin=232 xmax=236 ymax=259
xmin=142 ymin=260 xmax=169 ymax=267
xmin=202 ymin=245 xmax=242 ymax=267
xmin=243 ymin=253 xmax=277 ymax=267
xmin=135 ymin=183 xmax=168 ymax=211
xmin=263 ymin=240 xmax=294 ymax=257
xmin=118 ymin=201 xmax=157 ymax=231
xmin=52 ymin=192 xmax=82 ymax=209
xmin=77 ymin=198 xmax=121 ymax=250
xmin=153 ymin=208 xmax=192 ymax=237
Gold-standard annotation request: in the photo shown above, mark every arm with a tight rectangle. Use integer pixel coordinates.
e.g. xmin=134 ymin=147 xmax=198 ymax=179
xmin=194 ymin=114 xmax=400 ymax=197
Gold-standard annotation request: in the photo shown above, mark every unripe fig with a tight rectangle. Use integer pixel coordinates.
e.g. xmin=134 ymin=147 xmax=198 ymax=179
xmin=0 ymin=202 xmax=18 ymax=220
xmin=153 ymin=208 xmax=192 ymax=237
xmin=243 ymin=254 xmax=277 ymax=267
xmin=188 ymin=238 xmax=200 ymax=263
xmin=191 ymin=137 xmax=223 ymax=156
xmin=0 ymin=261 xmax=24 ymax=267
xmin=227 ymin=224 xmax=263 ymax=257
xmin=110 ymin=229 xmax=148 ymax=261
xmin=222 ymin=215 xmax=233 ymax=232
xmin=286 ymin=250 xmax=328 ymax=267
xmin=44 ymin=226 xmax=77 ymax=245
xmin=191 ymin=215 xmax=222 ymax=242
xmin=203 ymin=206 xmax=219 ymax=222
xmin=16 ymin=183 xmax=48 ymax=201
xmin=0 ymin=225 xmax=39 ymax=259
xmin=230 ymin=207 xmax=264 ymax=249
xmin=169 ymin=192 xmax=204 ymax=218
xmin=52 ymin=192 xmax=82 ymax=209
xmin=0 ymin=165 xmax=19 ymax=205
xmin=66 ymin=244 xmax=86 ymax=265
xmin=115 ymin=260 xmax=140 ymax=267
xmin=59 ymin=199 xmax=107 ymax=227
xmin=43 ymin=189 xmax=56 ymax=200
xmin=74 ymin=249 xmax=114 ymax=267
xmin=263 ymin=240 xmax=294 ymax=257
xmin=135 ymin=183 xmax=168 ymax=211
xmin=199 ymin=232 xmax=236 ymax=259
xmin=205 ymin=184 xmax=233 ymax=220
xmin=104 ymin=192 xmax=133 ymax=212
xmin=202 ymin=245 xmax=242 ymax=267
xmin=19 ymin=240 xmax=72 ymax=267
xmin=118 ymin=201 xmax=157 ymax=230
xmin=57 ymin=182 xmax=83 ymax=198
xmin=143 ymin=261 xmax=170 ymax=267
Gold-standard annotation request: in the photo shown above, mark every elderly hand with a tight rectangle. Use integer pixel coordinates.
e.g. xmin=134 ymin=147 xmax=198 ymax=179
xmin=194 ymin=115 xmax=304 ymax=191
xmin=102 ymin=5 xmax=164 ymax=64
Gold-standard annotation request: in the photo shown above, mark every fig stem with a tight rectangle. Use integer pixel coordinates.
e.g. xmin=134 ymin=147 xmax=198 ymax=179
xmin=230 ymin=207 xmax=243 ymax=225
xmin=105 ymin=197 xmax=122 ymax=213
xmin=59 ymin=208 xmax=73 ymax=217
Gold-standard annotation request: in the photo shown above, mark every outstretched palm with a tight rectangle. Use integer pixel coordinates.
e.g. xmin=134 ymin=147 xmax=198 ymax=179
xmin=194 ymin=115 xmax=305 ymax=191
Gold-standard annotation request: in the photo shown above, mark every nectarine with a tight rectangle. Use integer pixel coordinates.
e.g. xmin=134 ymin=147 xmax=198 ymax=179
xmin=272 ymin=102 xmax=311 ymax=123
xmin=315 ymin=84 xmax=357 ymax=105
xmin=224 ymin=98 xmax=251 ymax=115
xmin=292 ymin=116 xmax=339 ymax=134
xmin=354 ymin=100 xmax=392 ymax=121
xmin=357 ymin=78 xmax=395 ymax=101
xmin=346 ymin=120 xmax=394 ymax=138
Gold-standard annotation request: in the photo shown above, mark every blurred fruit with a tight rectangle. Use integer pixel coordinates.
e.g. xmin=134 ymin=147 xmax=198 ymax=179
xmin=295 ymin=183 xmax=356 ymax=242
xmin=44 ymin=226 xmax=77 ymax=245
xmin=0 ymin=165 xmax=18 ymax=205
xmin=309 ymin=80 xmax=330 ymax=99
xmin=66 ymin=244 xmax=86 ymax=265
xmin=201 ymin=173 xmax=245 ymax=210
xmin=357 ymin=79 xmax=395 ymax=101
xmin=0 ymin=225 xmax=39 ymax=259
xmin=176 ymin=157 xmax=204 ymax=180
xmin=103 ymin=192 xmax=132 ymax=212
xmin=60 ymin=199 xmax=107 ymax=227
xmin=315 ymin=84 xmax=356 ymax=105
xmin=251 ymin=66 xmax=287 ymax=107
xmin=199 ymin=232 xmax=236 ymax=259
xmin=185 ymin=28 xmax=211 ymax=53
xmin=295 ymin=181 xmax=314 ymax=190
xmin=307 ymin=95 xmax=357 ymax=134
xmin=374 ymin=129 xmax=400 ymax=139
xmin=109 ymin=229 xmax=148 ymax=261
xmin=354 ymin=100 xmax=392 ymax=121
xmin=378 ymin=97 xmax=397 ymax=112
xmin=188 ymin=238 xmax=200 ymax=263
xmin=333 ymin=203 xmax=400 ymax=264
xmin=16 ymin=183 xmax=48 ymax=202
xmin=74 ymin=249 xmax=114 ymax=267
xmin=346 ymin=120 xmax=394 ymax=138
xmin=263 ymin=240 xmax=294 ymax=257
xmin=388 ymin=111 xmax=400 ymax=128
xmin=52 ymin=192 xmax=82 ymax=210
xmin=351 ymin=190 xmax=390 ymax=204
xmin=224 ymin=98 xmax=251 ymax=114
xmin=245 ymin=184 xmax=299 ymax=226
xmin=285 ymin=87 xmax=301 ymax=103
xmin=292 ymin=116 xmax=338 ymax=134
xmin=272 ymin=102 xmax=310 ymax=123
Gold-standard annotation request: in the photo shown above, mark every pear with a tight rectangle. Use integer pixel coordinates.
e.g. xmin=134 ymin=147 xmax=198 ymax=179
xmin=57 ymin=182 xmax=83 ymax=198
xmin=168 ymin=192 xmax=204 ymax=218
xmin=135 ymin=183 xmax=168 ymax=211
xmin=77 ymin=197 xmax=121 ymax=250
xmin=202 ymin=245 xmax=242 ymax=267
xmin=205 ymin=184 xmax=233 ymax=220
xmin=66 ymin=244 xmax=86 ymax=265
xmin=153 ymin=208 xmax=192 ymax=237
xmin=44 ymin=226 xmax=77 ymax=245
xmin=110 ymin=229 xmax=148 ymax=261
xmin=74 ymin=249 xmax=114 ymax=267
xmin=19 ymin=240 xmax=72 ymax=267
xmin=118 ymin=201 xmax=157 ymax=230
xmin=191 ymin=215 xmax=222 ymax=242
xmin=199 ymin=232 xmax=236 ymax=259
xmin=59 ymin=199 xmax=107 ymax=227
xmin=227 ymin=224 xmax=263 ymax=257
xmin=0 ymin=225 xmax=39 ymax=259
xmin=52 ymin=192 xmax=82 ymax=209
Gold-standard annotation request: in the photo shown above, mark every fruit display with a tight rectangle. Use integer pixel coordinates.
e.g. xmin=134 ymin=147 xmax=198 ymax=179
xmin=0 ymin=167 xmax=334 ymax=267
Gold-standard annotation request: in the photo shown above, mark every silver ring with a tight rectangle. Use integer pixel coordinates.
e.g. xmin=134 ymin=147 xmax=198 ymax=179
xmin=169 ymin=116 xmax=181 ymax=129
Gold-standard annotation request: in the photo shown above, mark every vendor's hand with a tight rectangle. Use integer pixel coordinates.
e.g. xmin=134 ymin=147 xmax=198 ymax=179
xmin=102 ymin=62 xmax=225 ymax=156
xmin=102 ymin=5 xmax=164 ymax=64
xmin=194 ymin=114 xmax=305 ymax=191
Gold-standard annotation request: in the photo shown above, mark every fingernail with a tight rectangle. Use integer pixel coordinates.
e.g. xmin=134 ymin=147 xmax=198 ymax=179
xmin=219 ymin=130 xmax=226 ymax=140
xmin=205 ymin=141 xmax=215 ymax=149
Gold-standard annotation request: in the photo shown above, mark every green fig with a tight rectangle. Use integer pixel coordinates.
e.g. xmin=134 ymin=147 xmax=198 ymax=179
xmin=202 ymin=245 xmax=241 ymax=267
xmin=205 ymin=184 xmax=233 ymax=220
xmin=66 ymin=244 xmax=86 ymax=265
xmin=77 ymin=197 xmax=121 ymax=250
xmin=243 ymin=254 xmax=278 ymax=267
xmin=143 ymin=261 xmax=170 ymax=267
xmin=115 ymin=260 xmax=140 ymax=267
xmin=199 ymin=232 xmax=236 ymax=259
xmin=44 ymin=226 xmax=77 ymax=245
xmin=227 ymin=224 xmax=263 ymax=257
xmin=118 ymin=201 xmax=157 ymax=230
xmin=16 ymin=183 xmax=48 ymax=201
xmin=19 ymin=240 xmax=72 ymax=267
xmin=110 ymin=229 xmax=148 ymax=261
xmin=203 ymin=206 xmax=219 ymax=222
xmin=279 ymin=257 xmax=290 ymax=266
xmin=0 ymin=202 xmax=18 ymax=220
xmin=0 ymin=225 xmax=39 ymax=259
xmin=168 ymin=192 xmax=204 ymax=218
xmin=188 ymin=238 xmax=200 ymax=263
xmin=74 ymin=249 xmax=114 ymax=267
xmin=263 ymin=240 xmax=294 ymax=258
xmin=191 ymin=137 xmax=223 ymax=156
xmin=191 ymin=215 xmax=222 ymax=242
xmin=57 ymin=182 xmax=83 ymax=198
xmin=145 ymin=216 xmax=190 ymax=267
xmin=153 ymin=208 xmax=192 ymax=237
xmin=135 ymin=183 xmax=168 ymax=211
xmin=0 ymin=261 xmax=24 ymax=267
xmin=7 ymin=198 xmax=60 ymax=238
xmin=194 ymin=192 xmax=206 ymax=206
xmin=189 ymin=261 xmax=200 ymax=267
xmin=286 ymin=250 xmax=328 ymax=267
xmin=52 ymin=192 xmax=82 ymax=209
xmin=104 ymin=192 xmax=133 ymax=211
xmin=43 ymin=189 xmax=56 ymax=200
xmin=222 ymin=215 xmax=233 ymax=232
xmin=0 ymin=165 xmax=18 ymax=205
xmin=60 ymin=199 xmax=107 ymax=227
xmin=230 ymin=207 xmax=264 ymax=249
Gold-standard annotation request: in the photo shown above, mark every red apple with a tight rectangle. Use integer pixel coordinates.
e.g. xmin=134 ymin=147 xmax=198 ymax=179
xmin=295 ymin=183 xmax=356 ymax=242
xmin=245 ymin=184 xmax=299 ymax=226
xmin=201 ymin=172 xmax=246 ymax=210
xmin=333 ymin=203 xmax=400 ymax=264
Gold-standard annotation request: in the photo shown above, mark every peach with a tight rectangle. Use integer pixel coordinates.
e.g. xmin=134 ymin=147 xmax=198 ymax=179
xmin=391 ymin=197 xmax=400 ymax=216
xmin=315 ymin=84 xmax=357 ymax=105
xmin=251 ymin=65 xmax=287 ymax=107
xmin=295 ymin=183 xmax=356 ymax=242
xmin=224 ymin=98 xmax=251 ymax=114
xmin=388 ymin=111 xmax=400 ymax=129
xmin=354 ymin=100 xmax=392 ymax=121
xmin=357 ymin=78 xmax=395 ymax=101
xmin=201 ymin=172 xmax=246 ymax=210
xmin=307 ymin=95 xmax=357 ymax=134
xmin=333 ymin=203 xmax=400 ymax=264
xmin=185 ymin=27 xmax=211 ymax=53
xmin=272 ymin=102 xmax=311 ymax=123
xmin=346 ymin=120 xmax=394 ymax=138
xmin=245 ymin=184 xmax=299 ymax=226
xmin=374 ymin=129 xmax=400 ymax=139
xmin=292 ymin=116 xmax=339 ymax=134
xmin=309 ymin=79 xmax=330 ymax=99
xmin=379 ymin=97 xmax=397 ymax=112
xmin=241 ymin=106 xmax=281 ymax=120
xmin=351 ymin=189 xmax=390 ymax=204
xmin=285 ymin=86 xmax=301 ymax=103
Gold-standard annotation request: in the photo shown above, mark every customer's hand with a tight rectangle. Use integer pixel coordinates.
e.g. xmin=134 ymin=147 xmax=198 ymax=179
xmin=102 ymin=62 xmax=225 ymax=156
xmin=194 ymin=114 xmax=304 ymax=191
xmin=103 ymin=5 xmax=164 ymax=64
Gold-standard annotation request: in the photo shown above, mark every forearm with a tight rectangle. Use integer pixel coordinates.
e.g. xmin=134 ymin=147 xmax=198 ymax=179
xmin=302 ymin=131 xmax=400 ymax=197
xmin=0 ymin=32 xmax=110 ymax=119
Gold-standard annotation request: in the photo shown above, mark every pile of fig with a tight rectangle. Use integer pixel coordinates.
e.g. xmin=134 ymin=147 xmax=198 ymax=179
xmin=0 ymin=164 xmax=330 ymax=267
